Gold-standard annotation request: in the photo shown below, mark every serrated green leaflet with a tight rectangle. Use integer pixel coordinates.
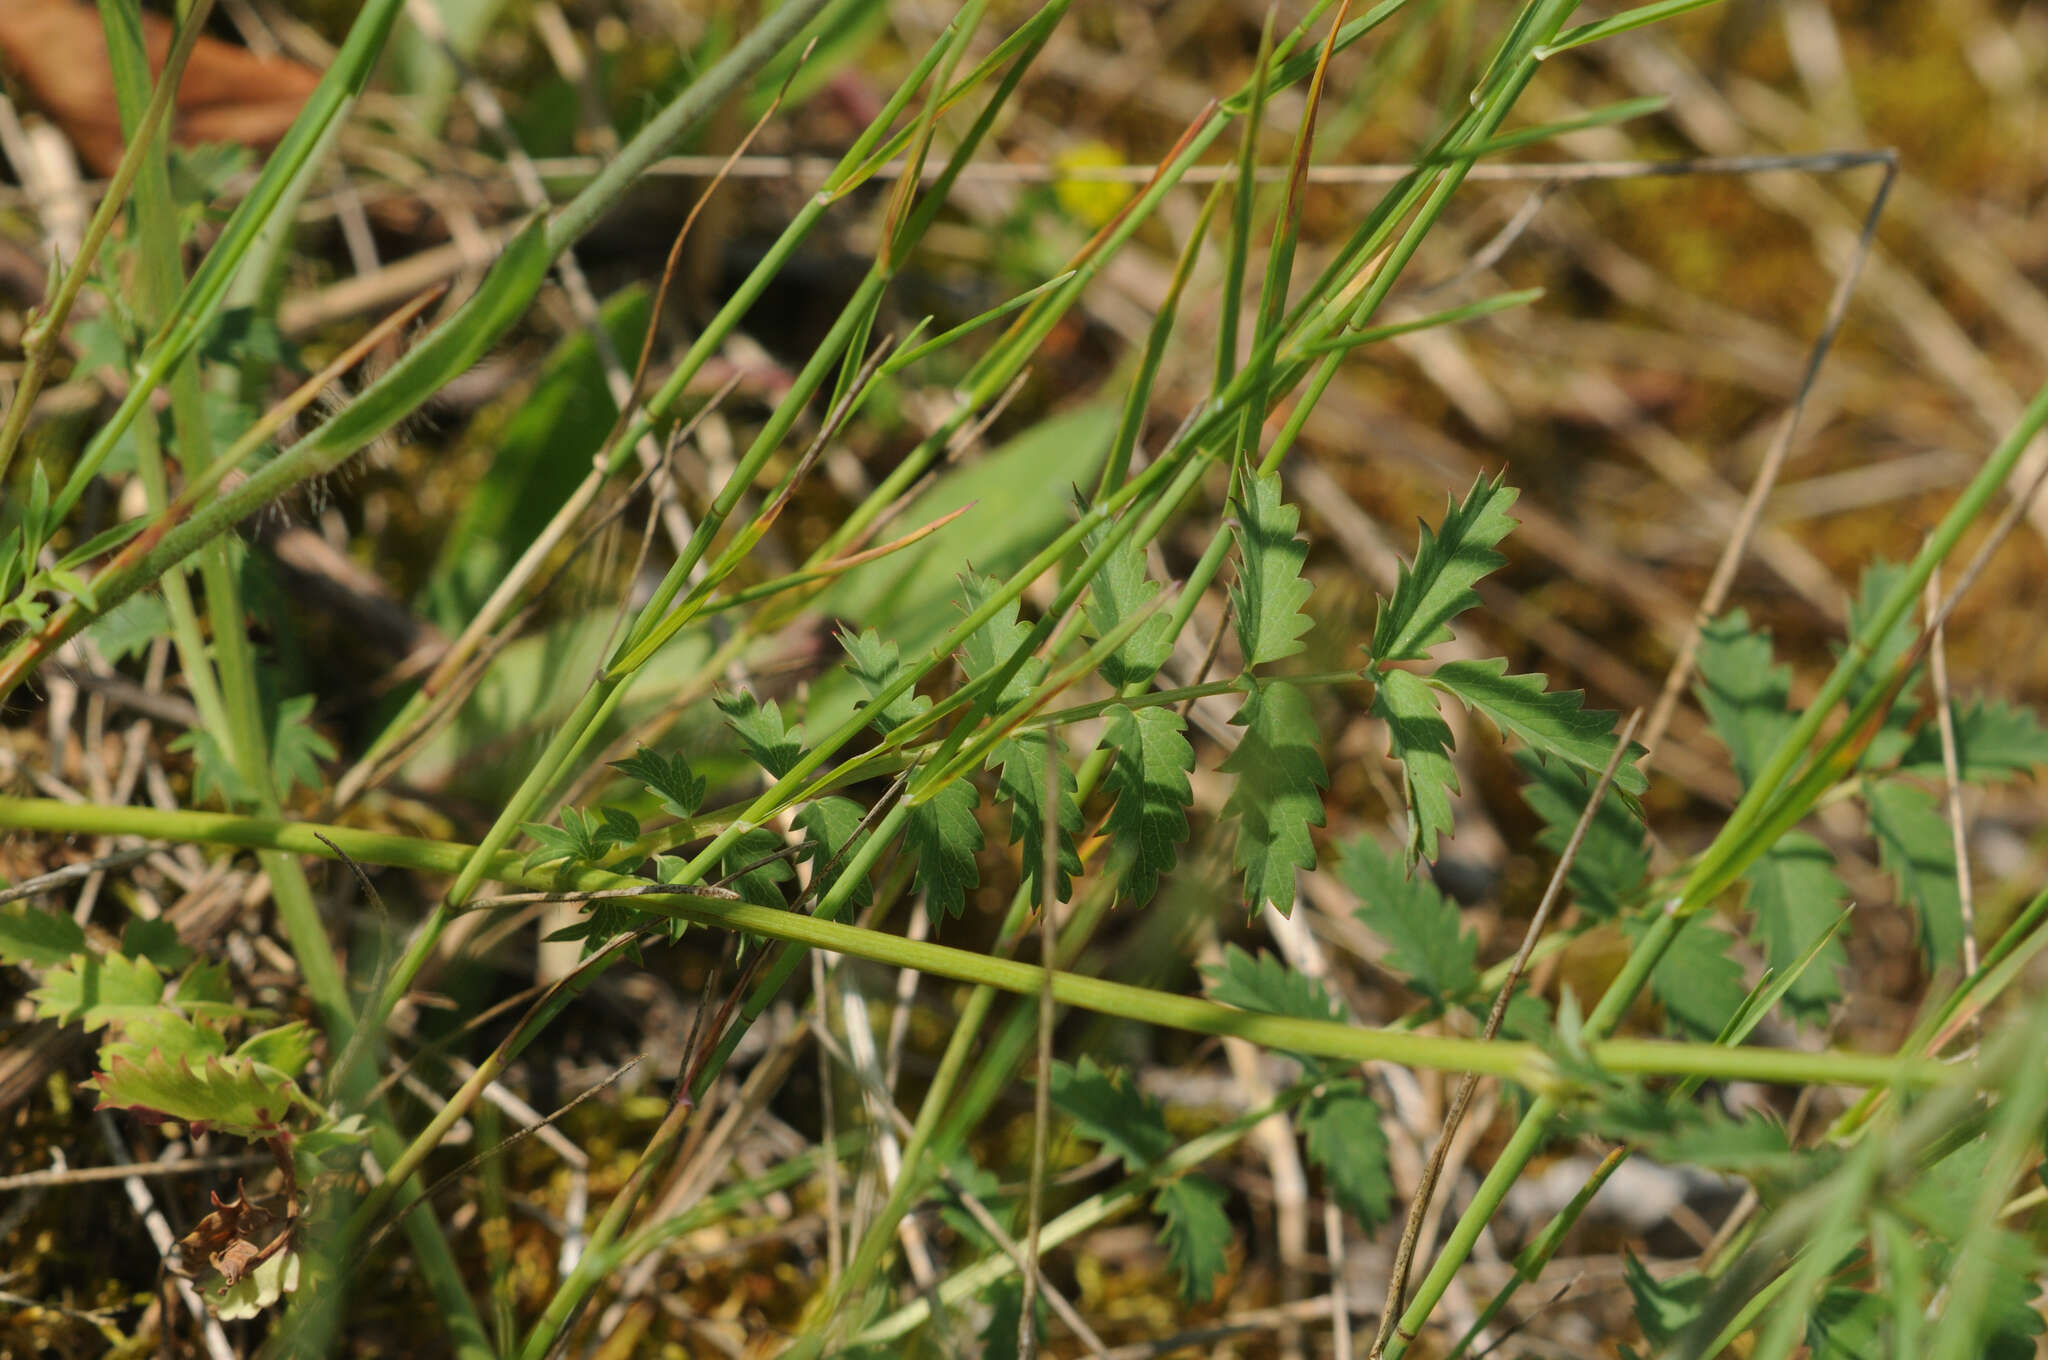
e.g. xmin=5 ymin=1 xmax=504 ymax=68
xmin=1743 ymin=832 xmax=1848 ymax=1024
xmin=1696 ymin=610 xmax=1796 ymax=788
xmin=1228 ymin=470 xmax=1315 ymax=667
xmin=1373 ymin=667 xmax=1460 ymax=864
xmin=1220 ymin=679 xmax=1328 ymax=915
xmin=1430 ymin=658 xmax=1647 ymax=795
xmin=1102 ymin=703 xmax=1193 ymax=907
xmin=1865 ymin=778 xmax=1964 ymax=971
xmin=1369 ymin=474 xmax=1517 ymax=662
xmin=1338 ymin=835 xmax=1478 ymax=1008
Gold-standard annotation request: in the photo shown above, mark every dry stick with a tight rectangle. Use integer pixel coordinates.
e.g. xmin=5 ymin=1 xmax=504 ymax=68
xmin=1637 ymin=153 xmax=1899 ymax=762
xmin=0 ymin=845 xmax=156 ymax=906
xmin=1020 ymin=722 xmax=1063 ymax=1360
xmin=0 ymin=1153 xmax=271 ymax=1193
xmin=1369 ymin=710 xmax=1645 ymax=1359
xmin=1924 ymin=568 xmax=1979 ymax=985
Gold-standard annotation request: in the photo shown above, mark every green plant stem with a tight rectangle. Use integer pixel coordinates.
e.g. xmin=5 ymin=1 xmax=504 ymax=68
xmin=0 ymin=798 xmax=1963 ymax=1095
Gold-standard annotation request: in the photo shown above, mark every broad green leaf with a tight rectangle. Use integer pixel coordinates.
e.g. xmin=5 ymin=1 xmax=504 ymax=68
xmin=1153 ymin=1175 xmax=1231 ymax=1303
xmin=988 ymin=733 xmax=1081 ymax=901
xmin=1337 ymin=835 xmax=1478 ymax=1009
xmin=610 ymin=747 xmax=706 ymax=820
xmin=842 ymin=628 xmax=928 ymax=733
xmin=797 ymin=796 xmax=874 ymax=909
xmin=1515 ymin=752 xmax=1651 ymax=920
xmin=1051 ymin=1056 xmax=1173 ymax=1170
xmin=1228 ymin=470 xmax=1315 ymax=667
xmin=1369 ymin=474 xmax=1518 ymax=662
xmin=213 ymin=1249 xmax=302 ymax=1322
xmin=717 ymin=690 xmax=805 ymax=779
xmin=1081 ymin=518 xmax=1173 ymax=688
xmin=1372 ymin=668 xmax=1460 ymax=865
xmin=101 ymin=1009 xmax=228 ymax=1072
xmin=33 ymin=952 xmax=167 ymax=1031
xmin=1301 ymin=1080 xmax=1394 ymax=1228
xmin=721 ymin=827 xmax=795 ymax=910
xmin=0 ymin=905 xmax=86 ymax=968
xmin=1898 ymin=698 xmax=2048 ymax=783
xmin=1694 ymin=610 xmax=1794 ymax=788
xmin=1742 ymin=832 xmax=1848 ymax=1023
xmin=1102 ymin=703 xmax=1193 ymax=907
xmin=905 ymin=779 xmax=982 ymax=922
xmin=1864 ymin=778 xmax=1964 ymax=970
xmin=1430 ymin=659 xmax=1647 ymax=795
xmin=1625 ymin=912 xmax=1745 ymax=1040
xmin=90 ymin=1050 xmax=300 ymax=1138
xmin=1219 ymin=679 xmax=1328 ymax=916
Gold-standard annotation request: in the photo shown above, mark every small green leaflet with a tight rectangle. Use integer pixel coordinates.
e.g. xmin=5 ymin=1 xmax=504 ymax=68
xmin=1336 ymin=835 xmax=1478 ymax=1009
xmin=1219 ymin=679 xmax=1327 ymax=915
xmin=720 ymin=827 xmax=795 ymax=909
xmin=717 ymin=689 xmax=804 ymax=778
xmin=1694 ymin=610 xmax=1795 ymax=788
xmin=33 ymin=952 xmax=167 ymax=1031
xmin=89 ymin=1050 xmax=301 ymax=1138
xmin=1515 ymin=752 xmax=1650 ymax=920
xmin=85 ymin=591 xmax=171 ymax=664
xmin=1372 ymin=668 xmax=1459 ymax=865
xmin=905 ymin=779 xmax=982 ymax=921
xmin=1199 ymin=949 xmax=1395 ymax=1229
xmin=521 ymin=805 xmax=636 ymax=872
xmin=1842 ymin=559 xmax=1921 ymax=769
xmin=1081 ymin=516 xmax=1174 ymax=687
xmin=1625 ymin=1249 xmax=1709 ymax=1350
xmin=1050 ymin=1058 xmax=1231 ymax=1303
xmin=841 ymin=628 xmax=928 ymax=733
xmin=957 ymin=575 xmax=1080 ymax=899
xmin=1429 ymin=659 xmax=1646 ymax=795
xmin=1228 ymin=470 xmax=1315 ymax=667
xmin=1050 ymin=1056 xmax=1174 ymax=1170
xmin=1369 ymin=474 xmax=1517 ymax=662
xmin=1624 ymin=911 xmax=1745 ymax=1041
xmin=957 ymin=573 xmax=1044 ymax=707
xmin=1300 ymin=1081 xmax=1394 ymax=1228
xmin=1151 ymin=1175 xmax=1232 ymax=1302
xmin=1864 ymin=778 xmax=1964 ymax=971
xmin=610 ymin=746 xmax=706 ymax=819
xmin=166 ymin=693 xmax=335 ymax=808
xmin=797 ymin=796 xmax=874 ymax=909
xmin=1742 ymin=831 xmax=1848 ymax=1024
xmin=1102 ymin=703 xmax=1194 ymax=907
xmin=1898 ymin=698 xmax=2048 ymax=782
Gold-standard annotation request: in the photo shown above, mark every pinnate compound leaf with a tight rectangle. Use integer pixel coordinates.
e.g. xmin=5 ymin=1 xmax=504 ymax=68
xmin=1051 ymin=1056 xmax=1173 ymax=1170
xmin=521 ymin=805 xmax=629 ymax=871
xmin=90 ymin=1050 xmax=299 ymax=1137
xmin=1742 ymin=831 xmax=1848 ymax=1023
xmin=906 ymin=779 xmax=982 ymax=921
xmin=1372 ymin=668 xmax=1459 ymax=865
xmin=1370 ymin=474 xmax=1517 ymax=662
xmin=842 ymin=628 xmax=928 ymax=733
xmin=1624 ymin=912 xmax=1745 ymax=1040
xmin=717 ymin=690 xmax=804 ymax=778
xmin=989 ymin=732 xmax=1081 ymax=901
xmin=1694 ymin=610 xmax=1794 ymax=788
xmin=1430 ymin=659 xmax=1646 ymax=795
xmin=1082 ymin=519 xmax=1174 ymax=687
xmin=1898 ymin=698 xmax=2048 ymax=782
xmin=33 ymin=951 xmax=167 ymax=1030
xmin=0 ymin=904 xmax=86 ymax=968
xmin=610 ymin=746 xmax=706 ymax=819
xmin=1228 ymin=470 xmax=1315 ymax=667
xmin=1515 ymin=752 xmax=1651 ymax=920
xmin=1220 ymin=679 xmax=1327 ymax=916
xmin=797 ymin=796 xmax=873 ymax=909
xmin=1337 ymin=835 xmax=1478 ymax=1008
xmin=1865 ymin=778 xmax=1963 ymax=970
xmin=1102 ymin=704 xmax=1193 ymax=907
xmin=1152 ymin=1175 xmax=1231 ymax=1302
xmin=1301 ymin=1080 xmax=1394 ymax=1228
